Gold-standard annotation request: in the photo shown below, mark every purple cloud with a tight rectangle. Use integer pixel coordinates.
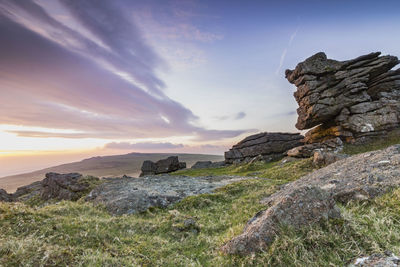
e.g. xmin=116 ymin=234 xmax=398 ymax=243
xmin=0 ymin=0 xmax=250 ymax=141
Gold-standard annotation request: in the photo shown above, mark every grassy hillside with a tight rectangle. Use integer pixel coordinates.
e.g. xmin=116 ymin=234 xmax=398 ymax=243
xmin=0 ymin=153 xmax=223 ymax=192
xmin=0 ymin=138 xmax=399 ymax=266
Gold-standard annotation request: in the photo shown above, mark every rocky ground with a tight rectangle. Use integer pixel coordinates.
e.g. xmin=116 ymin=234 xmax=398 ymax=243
xmin=86 ymin=175 xmax=252 ymax=215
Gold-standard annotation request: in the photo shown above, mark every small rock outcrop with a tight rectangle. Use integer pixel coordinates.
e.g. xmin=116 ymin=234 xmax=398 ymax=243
xmin=191 ymin=161 xmax=225 ymax=169
xmin=287 ymin=137 xmax=344 ymax=158
xmin=41 ymin=172 xmax=98 ymax=201
xmin=0 ymin=189 xmax=12 ymax=202
xmin=223 ymin=145 xmax=400 ymax=255
xmin=286 ymin=52 xmax=400 ymax=144
xmin=139 ymin=156 xmax=186 ymax=177
xmin=224 ymin=132 xmax=304 ymax=164
xmin=86 ymin=175 xmax=251 ymax=215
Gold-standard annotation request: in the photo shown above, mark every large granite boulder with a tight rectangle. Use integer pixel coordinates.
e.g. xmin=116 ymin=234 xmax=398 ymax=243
xmin=139 ymin=156 xmax=186 ymax=177
xmin=86 ymin=175 xmax=251 ymax=215
xmin=0 ymin=189 xmax=12 ymax=202
xmin=41 ymin=172 xmax=97 ymax=201
xmin=223 ymin=145 xmax=400 ymax=255
xmin=286 ymin=52 xmax=400 ymax=143
xmin=224 ymin=132 xmax=304 ymax=164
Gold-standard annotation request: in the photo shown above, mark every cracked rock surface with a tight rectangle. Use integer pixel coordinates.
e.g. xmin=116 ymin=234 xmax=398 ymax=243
xmin=86 ymin=175 xmax=251 ymax=215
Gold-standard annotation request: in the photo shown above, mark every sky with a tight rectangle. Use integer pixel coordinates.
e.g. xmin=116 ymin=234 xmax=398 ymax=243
xmin=0 ymin=0 xmax=400 ymax=177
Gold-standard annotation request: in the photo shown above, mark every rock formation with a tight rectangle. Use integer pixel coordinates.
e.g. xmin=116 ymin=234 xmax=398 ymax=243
xmin=0 ymin=172 xmax=99 ymax=203
xmin=86 ymin=175 xmax=251 ymax=215
xmin=223 ymin=144 xmax=400 ymax=255
xmin=140 ymin=156 xmax=186 ymax=177
xmin=224 ymin=132 xmax=304 ymax=164
xmin=191 ymin=161 xmax=225 ymax=169
xmin=286 ymin=52 xmax=400 ymax=144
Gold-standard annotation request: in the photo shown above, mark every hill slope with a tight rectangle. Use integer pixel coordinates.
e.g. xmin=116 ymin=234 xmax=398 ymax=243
xmin=0 ymin=153 xmax=223 ymax=192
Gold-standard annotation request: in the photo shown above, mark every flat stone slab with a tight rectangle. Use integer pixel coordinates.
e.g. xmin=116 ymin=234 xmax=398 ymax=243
xmin=86 ymin=175 xmax=252 ymax=215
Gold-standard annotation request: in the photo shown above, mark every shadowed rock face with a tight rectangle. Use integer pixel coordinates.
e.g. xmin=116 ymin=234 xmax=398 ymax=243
xmin=286 ymin=52 xmax=400 ymax=143
xmin=224 ymin=132 xmax=304 ymax=164
xmin=223 ymin=145 xmax=400 ymax=255
xmin=41 ymin=172 xmax=97 ymax=201
xmin=0 ymin=189 xmax=12 ymax=202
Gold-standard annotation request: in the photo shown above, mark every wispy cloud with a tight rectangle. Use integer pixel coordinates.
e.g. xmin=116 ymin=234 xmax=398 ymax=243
xmin=275 ymin=28 xmax=299 ymax=75
xmin=0 ymin=0 xmax=249 ymax=142
xmin=131 ymin=0 xmax=223 ymax=70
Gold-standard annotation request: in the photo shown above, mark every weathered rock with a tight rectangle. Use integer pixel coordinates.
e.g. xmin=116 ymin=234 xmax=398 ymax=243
xmin=13 ymin=181 xmax=42 ymax=202
xmin=271 ymin=145 xmax=400 ymax=204
xmin=0 ymin=189 xmax=12 ymax=202
xmin=312 ymin=150 xmax=348 ymax=167
xmin=225 ymin=132 xmax=304 ymax=164
xmin=41 ymin=172 xmax=96 ymax=201
xmin=287 ymin=137 xmax=343 ymax=158
xmin=86 ymin=175 xmax=251 ymax=215
xmin=191 ymin=161 xmax=212 ymax=169
xmin=350 ymin=252 xmax=400 ymax=267
xmin=221 ymin=186 xmax=341 ymax=255
xmin=224 ymin=145 xmax=400 ymax=255
xmin=286 ymin=52 xmax=400 ymax=143
xmin=139 ymin=156 xmax=186 ymax=176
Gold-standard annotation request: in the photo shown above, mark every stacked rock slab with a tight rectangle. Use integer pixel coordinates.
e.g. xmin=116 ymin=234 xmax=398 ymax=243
xmin=286 ymin=52 xmax=400 ymax=144
xmin=224 ymin=132 xmax=304 ymax=164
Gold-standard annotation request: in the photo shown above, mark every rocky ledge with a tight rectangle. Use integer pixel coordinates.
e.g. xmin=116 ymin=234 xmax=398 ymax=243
xmin=224 ymin=132 xmax=303 ymax=164
xmin=286 ymin=52 xmax=400 ymax=144
xmin=223 ymin=144 xmax=400 ymax=255
xmin=86 ymin=175 xmax=251 ymax=215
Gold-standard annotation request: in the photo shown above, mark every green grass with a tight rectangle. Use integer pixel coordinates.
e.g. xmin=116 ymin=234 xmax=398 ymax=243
xmin=174 ymin=158 xmax=314 ymax=180
xmin=342 ymin=129 xmax=400 ymax=155
xmin=1 ymin=140 xmax=400 ymax=266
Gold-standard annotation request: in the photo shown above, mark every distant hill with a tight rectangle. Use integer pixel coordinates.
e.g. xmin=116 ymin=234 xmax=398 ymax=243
xmin=0 ymin=153 xmax=224 ymax=192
